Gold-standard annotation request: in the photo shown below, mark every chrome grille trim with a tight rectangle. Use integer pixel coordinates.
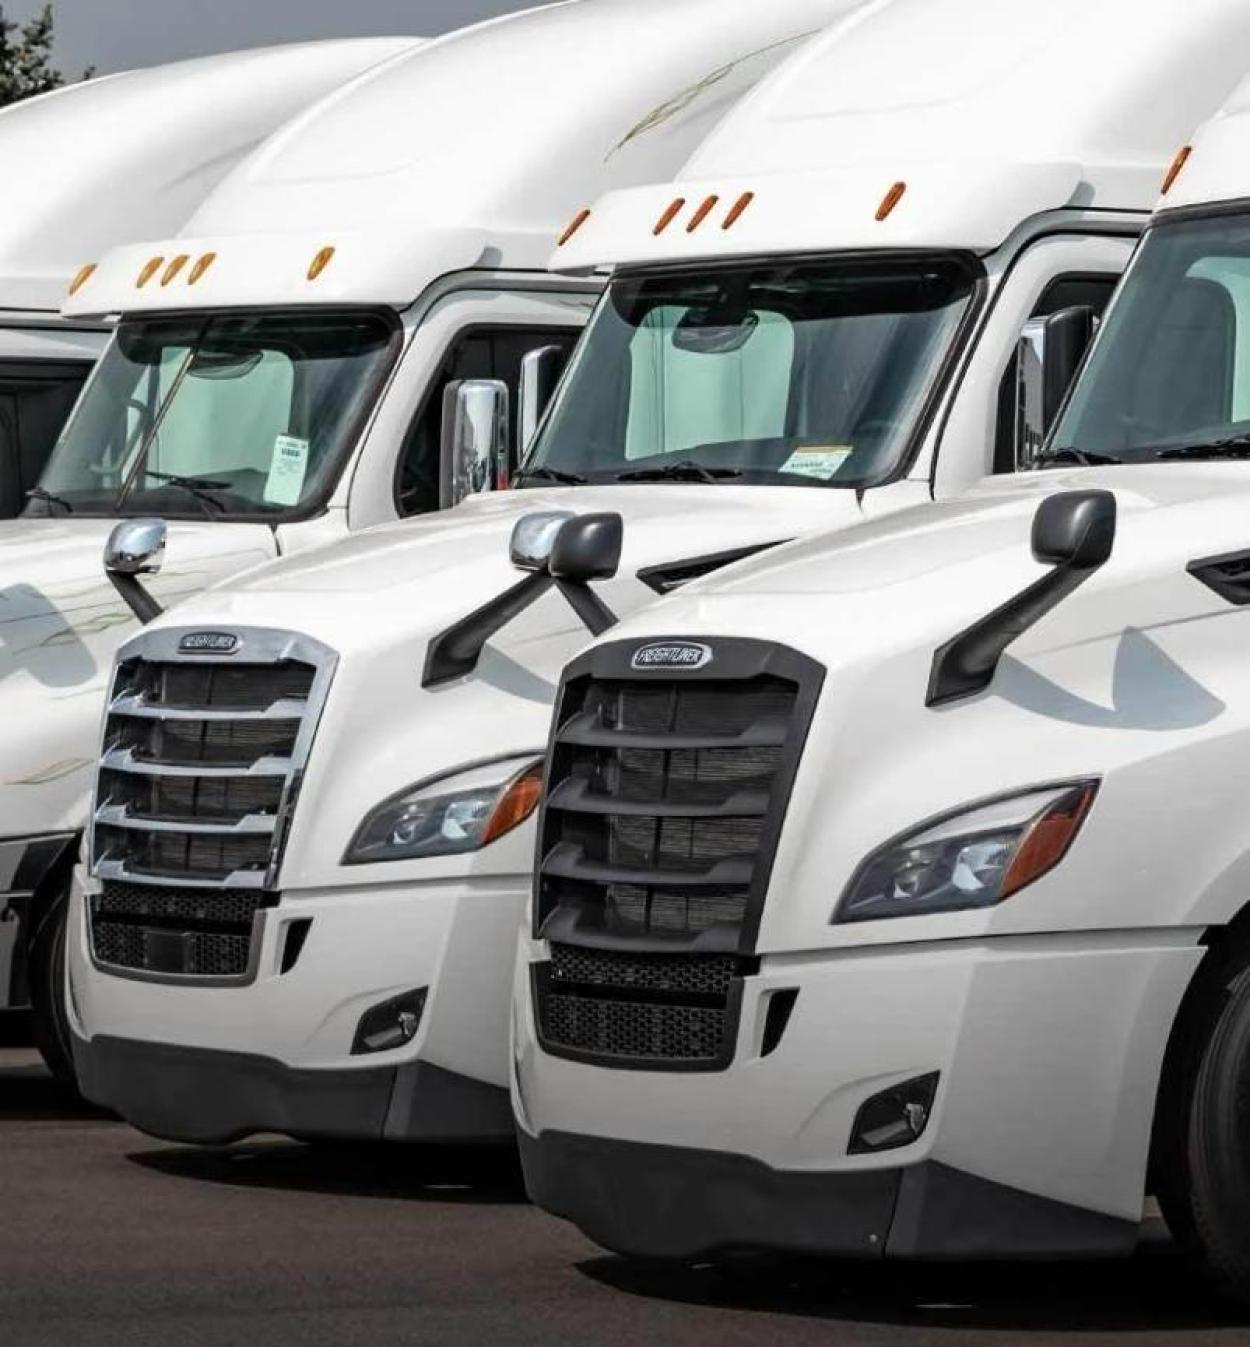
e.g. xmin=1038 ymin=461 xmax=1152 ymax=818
xmin=88 ymin=627 xmax=336 ymax=984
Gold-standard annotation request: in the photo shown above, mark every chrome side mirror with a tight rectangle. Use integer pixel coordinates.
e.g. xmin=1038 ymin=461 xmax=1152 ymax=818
xmin=104 ymin=518 xmax=166 ymax=624
xmin=517 ymin=345 xmax=567 ymax=457
xmin=510 ymin=510 xmax=575 ymax=572
xmin=439 ymin=379 xmax=510 ymax=509
xmin=1014 ymin=306 xmax=1097 ymax=470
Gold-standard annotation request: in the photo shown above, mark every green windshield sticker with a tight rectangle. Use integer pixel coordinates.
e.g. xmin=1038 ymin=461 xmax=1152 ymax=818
xmin=264 ymin=434 xmax=309 ymax=507
xmin=780 ymin=446 xmax=853 ymax=481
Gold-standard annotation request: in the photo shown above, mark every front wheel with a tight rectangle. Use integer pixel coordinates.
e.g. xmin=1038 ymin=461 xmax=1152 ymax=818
xmin=1157 ymin=945 xmax=1250 ymax=1301
xmin=28 ymin=889 xmax=79 ymax=1098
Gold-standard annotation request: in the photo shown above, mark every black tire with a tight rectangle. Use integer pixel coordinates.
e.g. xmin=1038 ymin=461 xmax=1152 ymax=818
xmin=1156 ymin=944 xmax=1250 ymax=1301
xmin=28 ymin=888 xmax=80 ymax=1099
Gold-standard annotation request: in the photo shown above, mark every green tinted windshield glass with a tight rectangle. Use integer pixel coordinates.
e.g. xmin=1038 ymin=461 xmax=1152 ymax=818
xmin=1050 ymin=215 xmax=1250 ymax=463
xmin=522 ymin=256 xmax=978 ymax=489
xmin=32 ymin=311 xmax=398 ymax=518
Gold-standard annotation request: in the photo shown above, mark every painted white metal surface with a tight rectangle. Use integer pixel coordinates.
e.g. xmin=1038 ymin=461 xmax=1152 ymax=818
xmin=1162 ymin=71 xmax=1250 ymax=211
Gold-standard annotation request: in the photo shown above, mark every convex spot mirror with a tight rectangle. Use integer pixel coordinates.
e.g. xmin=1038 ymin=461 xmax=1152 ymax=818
xmin=104 ymin=518 xmax=166 ymax=576
xmin=1031 ymin=488 xmax=1116 ymax=570
xmin=510 ymin=510 xmax=574 ymax=572
xmin=440 ymin=379 xmax=509 ymax=509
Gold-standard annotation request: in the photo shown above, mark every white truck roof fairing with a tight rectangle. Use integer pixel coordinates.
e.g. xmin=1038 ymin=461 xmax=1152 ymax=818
xmin=63 ymin=0 xmax=864 ymax=319
xmin=1162 ymin=74 xmax=1250 ymax=212
xmin=555 ymin=0 xmax=1250 ymax=271
xmin=0 ymin=39 xmax=420 ymax=314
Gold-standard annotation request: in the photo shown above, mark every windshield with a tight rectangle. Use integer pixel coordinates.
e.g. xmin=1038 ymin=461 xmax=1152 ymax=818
xmin=29 ymin=311 xmax=400 ymax=519
xmin=520 ymin=256 xmax=979 ymax=490
xmin=1049 ymin=215 xmax=1250 ymax=465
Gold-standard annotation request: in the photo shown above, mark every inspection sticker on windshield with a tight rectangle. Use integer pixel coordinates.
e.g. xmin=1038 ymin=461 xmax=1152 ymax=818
xmin=779 ymin=445 xmax=853 ymax=481
xmin=264 ymin=434 xmax=309 ymax=506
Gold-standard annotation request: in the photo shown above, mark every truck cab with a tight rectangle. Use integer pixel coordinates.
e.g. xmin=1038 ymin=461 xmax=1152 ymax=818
xmin=514 ymin=67 xmax=1250 ymax=1302
xmin=15 ymin=0 xmax=855 ymax=1085
xmin=66 ymin=0 xmax=1250 ymax=1143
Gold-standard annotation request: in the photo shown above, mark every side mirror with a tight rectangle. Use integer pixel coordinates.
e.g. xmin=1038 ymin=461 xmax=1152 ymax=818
xmin=517 ymin=345 xmax=567 ymax=457
xmin=440 ymin=379 xmax=510 ymax=509
xmin=510 ymin=510 xmax=574 ymax=573
xmin=549 ymin=513 xmax=622 ymax=583
xmin=1014 ymin=305 xmax=1097 ymax=469
xmin=927 ymin=489 xmax=1116 ymax=707
xmin=104 ymin=518 xmax=166 ymax=624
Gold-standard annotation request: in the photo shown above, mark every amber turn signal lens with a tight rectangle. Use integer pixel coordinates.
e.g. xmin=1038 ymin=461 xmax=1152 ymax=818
xmin=1000 ymin=782 xmax=1097 ymax=898
xmin=136 ymin=256 xmax=164 ymax=288
xmin=558 ymin=208 xmax=592 ymax=247
xmin=1160 ymin=145 xmax=1193 ymax=196
xmin=308 ymin=246 xmax=336 ymax=281
xmin=67 ymin=263 xmax=96 ymax=296
xmin=481 ymin=763 xmax=545 ymax=846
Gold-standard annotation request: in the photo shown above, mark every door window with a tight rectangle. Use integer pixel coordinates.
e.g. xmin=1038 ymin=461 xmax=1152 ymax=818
xmin=0 ymin=361 xmax=92 ymax=517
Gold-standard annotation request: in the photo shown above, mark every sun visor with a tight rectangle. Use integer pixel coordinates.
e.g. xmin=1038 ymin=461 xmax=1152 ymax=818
xmin=551 ymin=160 xmax=1084 ymax=273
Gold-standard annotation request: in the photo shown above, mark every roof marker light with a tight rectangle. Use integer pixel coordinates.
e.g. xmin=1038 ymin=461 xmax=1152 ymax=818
xmin=308 ymin=246 xmax=336 ymax=281
xmin=187 ymin=252 xmax=217 ymax=286
xmin=161 ymin=254 xmax=190 ymax=287
xmin=722 ymin=191 xmax=755 ymax=230
xmin=875 ymin=181 xmax=907 ymax=222
xmin=67 ymin=263 xmax=96 ymax=297
xmin=136 ymin=256 xmax=165 ymax=288
xmin=653 ymin=197 xmax=687 ymax=236
xmin=686 ymin=194 xmax=720 ymax=234
xmin=558 ymin=208 xmax=592 ymax=247
xmin=1161 ymin=145 xmax=1193 ymax=196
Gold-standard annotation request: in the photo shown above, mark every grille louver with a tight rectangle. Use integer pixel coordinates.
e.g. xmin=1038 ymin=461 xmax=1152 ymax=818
xmin=532 ymin=637 xmax=822 ymax=1071
xmin=89 ymin=631 xmax=335 ymax=985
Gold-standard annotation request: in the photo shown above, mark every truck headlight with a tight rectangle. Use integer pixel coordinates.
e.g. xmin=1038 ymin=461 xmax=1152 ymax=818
xmin=345 ymin=757 xmax=544 ymax=864
xmin=834 ymin=781 xmax=1097 ymax=923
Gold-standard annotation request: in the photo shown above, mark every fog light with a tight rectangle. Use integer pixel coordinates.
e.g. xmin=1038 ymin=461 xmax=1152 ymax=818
xmin=849 ymin=1072 xmax=939 ymax=1155
xmin=351 ymin=988 xmax=428 ymax=1056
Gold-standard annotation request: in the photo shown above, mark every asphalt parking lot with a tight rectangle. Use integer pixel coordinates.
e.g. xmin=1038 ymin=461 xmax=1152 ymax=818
xmin=3 ymin=1049 xmax=1250 ymax=1347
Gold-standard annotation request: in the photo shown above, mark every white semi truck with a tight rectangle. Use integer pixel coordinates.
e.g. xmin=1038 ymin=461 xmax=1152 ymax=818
xmin=67 ymin=0 xmax=1250 ymax=1145
xmin=514 ymin=69 xmax=1250 ymax=1302
xmin=0 ymin=36 xmax=425 ymax=1068
xmin=0 ymin=40 xmax=415 ymax=518
xmin=12 ymin=0 xmax=832 ymax=1084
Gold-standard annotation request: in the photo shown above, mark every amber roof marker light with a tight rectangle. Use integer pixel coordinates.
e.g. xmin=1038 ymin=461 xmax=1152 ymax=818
xmin=686 ymin=194 xmax=720 ymax=233
xmin=875 ymin=181 xmax=908 ymax=222
xmin=136 ymin=256 xmax=165 ymax=289
xmin=308 ymin=246 xmax=336 ymax=281
xmin=188 ymin=252 xmax=217 ymax=286
xmin=1161 ymin=145 xmax=1193 ymax=196
xmin=558 ymin=208 xmax=592 ymax=248
xmin=161 ymin=254 xmax=190 ymax=287
xmin=722 ymin=191 xmax=755 ymax=230
xmin=67 ymin=263 xmax=96 ymax=297
xmin=653 ymin=197 xmax=687 ymax=236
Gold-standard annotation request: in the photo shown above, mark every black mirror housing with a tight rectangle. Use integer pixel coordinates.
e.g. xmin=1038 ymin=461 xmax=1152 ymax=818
xmin=1032 ymin=489 xmax=1116 ymax=569
xmin=549 ymin=513 xmax=622 ymax=583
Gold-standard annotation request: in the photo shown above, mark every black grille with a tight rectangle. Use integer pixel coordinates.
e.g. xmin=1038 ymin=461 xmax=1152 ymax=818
xmin=94 ymin=826 xmax=273 ymax=881
xmin=98 ymin=770 xmax=284 ymax=826
xmin=532 ymin=639 xmax=822 ymax=1072
xmin=89 ymin=880 xmax=267 ymax=980
xmin=114 ymin=660 xmax=315 ymax=710
xmin=105 ymin=716 xmax=302 ymax=769
xmin=534 ymin=944 xmax=752 ymax=1069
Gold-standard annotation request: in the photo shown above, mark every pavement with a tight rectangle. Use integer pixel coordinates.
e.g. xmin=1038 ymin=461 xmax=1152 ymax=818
xmin=2 ymin=1048 xmax=1250 ymax=1346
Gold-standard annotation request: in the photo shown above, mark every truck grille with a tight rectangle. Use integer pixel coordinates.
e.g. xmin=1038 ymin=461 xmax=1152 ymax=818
xmin=532 ymin=637 xmax=822 ymax=1071
xmin=88 ymin=629 xmax=335 ymax=984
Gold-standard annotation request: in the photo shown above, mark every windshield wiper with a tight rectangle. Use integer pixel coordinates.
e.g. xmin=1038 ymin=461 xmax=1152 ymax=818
xmin=25 ymin=486 xmax=74 ymax=515
xmin=615 ymin=461 xmax=744 ymax=484
xmin=143 ymin=471 xmax=230 ymax=515
xmin=512 ymin=465 xmax=589 ymax=487
xmin=1034 ymin=446 xmax=1123 ymax=468
xmin=1154 ymin=433 xmax=1250 ymax=461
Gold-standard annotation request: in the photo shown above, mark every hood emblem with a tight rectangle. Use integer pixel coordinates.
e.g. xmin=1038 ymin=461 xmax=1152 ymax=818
xmin=630 ymin=641 xmax=712 ymax=672
xmin=178 ymin=631 xmax=240 ymax=656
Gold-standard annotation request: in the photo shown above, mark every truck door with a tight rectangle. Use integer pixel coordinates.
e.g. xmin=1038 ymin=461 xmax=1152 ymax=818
xmin=0 ymin=361 xmax=92 ymax=518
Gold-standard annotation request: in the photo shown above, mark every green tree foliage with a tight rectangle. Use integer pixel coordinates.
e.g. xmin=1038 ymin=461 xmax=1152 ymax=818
xmin=0 ymin=4 xmax=88 ymax=108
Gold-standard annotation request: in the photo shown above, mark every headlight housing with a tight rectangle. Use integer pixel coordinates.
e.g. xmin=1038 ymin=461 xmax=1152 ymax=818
xmin=834 ymin=780 xmax=1097 ymax=924
xmin=345 ymin=757 xmax=544 ymax=865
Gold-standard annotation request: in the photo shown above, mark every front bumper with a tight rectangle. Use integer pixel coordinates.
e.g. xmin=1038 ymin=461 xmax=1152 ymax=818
xmin=68 ymin=868 xmax=523 ymax=1144
xmin=513 ymin=930 xmax=1204 ymax=1259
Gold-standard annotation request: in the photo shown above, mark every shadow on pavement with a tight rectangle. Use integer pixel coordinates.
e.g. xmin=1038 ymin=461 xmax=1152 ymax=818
xmin=0 ymin=1056 xmax=113 ymax=1123
xmin=129 ymin=1137 xmax=529 ymax=1205
xmin=580 ymin=1226 xmax=1249 ymax=1335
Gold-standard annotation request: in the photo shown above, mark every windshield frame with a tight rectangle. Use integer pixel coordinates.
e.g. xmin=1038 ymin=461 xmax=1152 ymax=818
xmin=27 ymin=304 xmax=405 ymax=525
xmin=519 ymin=249 xmax=989 ymax=492
xmin=1041 ymin=202 xmax=1250 ymax=469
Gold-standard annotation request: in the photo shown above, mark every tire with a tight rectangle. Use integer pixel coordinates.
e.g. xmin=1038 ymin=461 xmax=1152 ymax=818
xmin=1156 ymin=944 xmax=1250 ymax=1301
xmin=28 ymin=888 xmax=80 ymax=1099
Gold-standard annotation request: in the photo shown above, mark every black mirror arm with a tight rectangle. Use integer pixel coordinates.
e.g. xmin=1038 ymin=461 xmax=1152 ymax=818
xmin=926 ymin=561 xmax=1096 ymax=708
xmin=555 ymin=579 xmax=618 ymax=637
xmin=423 ymin=572 xmax=554 ymax=688
xmin=108 ymin=573 xmax=163 ymax=626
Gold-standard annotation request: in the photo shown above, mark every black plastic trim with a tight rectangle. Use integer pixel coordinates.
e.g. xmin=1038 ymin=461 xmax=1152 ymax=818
xmin=636 ymin=541 xmax=790 ymax=595
xmin=1187 ymin=548 xmax=1250 ymax=606
xmin=422 ymin=571 xmax=554 ymax=687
